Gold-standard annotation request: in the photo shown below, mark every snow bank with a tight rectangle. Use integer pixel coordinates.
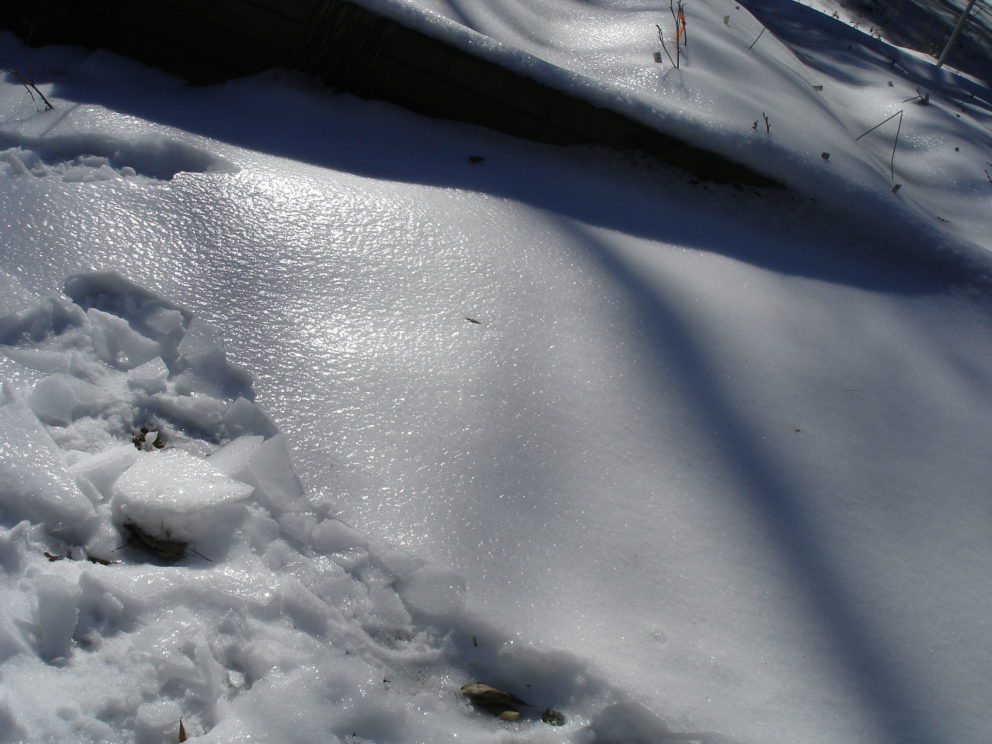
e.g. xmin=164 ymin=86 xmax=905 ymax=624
xmin=353 ymin=0 xmax=992 ymax=256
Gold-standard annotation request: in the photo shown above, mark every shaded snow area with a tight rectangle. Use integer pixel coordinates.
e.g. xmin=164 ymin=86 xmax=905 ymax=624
xmin=362 ymin=0 xmax=992 ymax=254
xmin=1 ymin=4 xmax=992 ymax=742
xmin=805 ymin=0 xmax=992 ymax=84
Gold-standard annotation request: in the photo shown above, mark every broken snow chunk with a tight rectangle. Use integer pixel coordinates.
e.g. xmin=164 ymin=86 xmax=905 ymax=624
xmin=112 ymin=449 xmax=253 ymax=544
xmin=369 ymin=584 xmax=412 ymax=628
xmin=86 ymin=308 xmax=161 ymax=369
xmin=178 ymin=317 xmax=225 ymax=359
xmin=143 ymin=307 xmax=184 ymax=337
xmin=0 ymin=270 xmax=40 ymax=320
xmin=223 ymin=397 xmax=278 ymax=439
xmin=175 ymin=318 xmax=254 ymax=400
xmin=133 ymin=700 xmax=183 ymax=744
xmin=63 ymin=272 xmax=192 ymax=365
xmin=0 ymin=296 xmax=86 ymax=345
xmin=126 ymin=357 xmax=169 ymax=392
xmin=28 ymin=374 xmax=113 ymax=426
xmin=0 ymin=614 xmax=27 ymax=664
xmin=68 ymin=444 xmax=139 ymax=500
xmin=207 ymin=435 xmax=263 ymax=480
xmin=0 ymin=269 xmax=46 ymax=340
xmin=310 ymin=519 xmax=367 ymax=554
xmin=242 ymin=434 xmax=305 ymax=513
xmin=150 ymin=391 xmax=227 ymax=433
xmin=33 ymin=574 xmax=82 ymax=663
xmin=0 ymin=387 xmax=98 ymax=538
xmin=374 ymin=545 xmax=427 ymax=580
xmin=280 ymin=576 xmax=330 ymax=636
xmin=397 ymin=564 xmax=467 ymax=617
xmin=1 ymin=348 xmax=71 ymax=375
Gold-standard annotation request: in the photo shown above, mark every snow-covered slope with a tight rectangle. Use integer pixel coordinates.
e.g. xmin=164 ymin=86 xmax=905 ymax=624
xmin=354 ymin=0 xmax=992 ymax=255
xmin=1 ymin=3 xmax=991 ymax=742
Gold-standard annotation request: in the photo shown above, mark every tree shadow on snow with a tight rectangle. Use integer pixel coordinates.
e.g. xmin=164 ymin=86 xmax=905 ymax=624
xmin=26 ymin=65 xmax=990 ymax=299
xmin=547 ymin=219 xmax=949 ymax=744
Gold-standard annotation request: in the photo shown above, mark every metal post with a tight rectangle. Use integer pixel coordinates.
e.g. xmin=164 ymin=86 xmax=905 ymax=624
xmin=937 ymin=0 xmax=979 ymax=67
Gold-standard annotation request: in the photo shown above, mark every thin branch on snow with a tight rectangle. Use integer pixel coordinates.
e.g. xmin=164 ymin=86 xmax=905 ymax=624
xmin=3 ymin=68 xmax=53 ymax=111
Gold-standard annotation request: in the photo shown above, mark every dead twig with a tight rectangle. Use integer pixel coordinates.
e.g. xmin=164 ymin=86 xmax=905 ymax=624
xmin=748 ymin=26 xmax=766 ymax=50
xmin=656 ymin=24 xmax=678 ymax=68
xmin=656 ymin=1 xmax=687 ymax=69
xmin=855 ymin=110 xmax=904 ymax=179
xmin=902 ymin=88 xmax=930 ymax=105
xmin=3 ymin=67 xmax=53 ymax=111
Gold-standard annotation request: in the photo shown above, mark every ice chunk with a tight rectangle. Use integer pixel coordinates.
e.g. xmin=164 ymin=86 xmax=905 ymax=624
xmin=68 ymin=444 xmax=139 ymax=500
xmin=207 ymin=435 xmax=263 ymax=480
xmin=126 ymin=357 xmax=169 ymax=393
xmin=176 ymin=318 xmax=254 ymax=400
xmin=241 ymin=434 xmax=305 ymax=514
xmin=33 ymin=575 xmax=81 ymax=663
xmin=86 ymin=308 xmax=161 ymax=369
xmin=149 ymin=391 xmax=226 ymax=433
xmin=0 ymin=269 xmax=41 ymax=337
xmin=280 ymin=576 xmax=330 ymax=637
xmin=369 ymin=584 xmax=413 ymax=628
xmin=112 ymin=448 xmax=253 ymax=544
xmin=0 ymin=348 xmax=71 ymax=375
xmin=0 ymin=297 xmax=86 ymax=345
xmin=0 ymin=387 xmax=97 ymax=539
xmin=28 ymin=373 xmax=112 ymax=426
xmin=76 ymin=573 xmax=132 ymax=637
xmin=223 ymin=397 xmax=278 ymax=439
xmin=178 ymin=316 xmax=225 ymax=359
xmin=0 ymin=615 xmax=27 ymax=664
xmin=310 ymin=519 xmax=367 ymax=554
xmin=144 ymin=307 xmax=184 ymax=337
xmin=396 ymin=564 xmax=467 ymax=618
xmin=63 ymin=272 xmax=191 ymax=363
xmin=133 ymin=700 xmax=183 ymax=744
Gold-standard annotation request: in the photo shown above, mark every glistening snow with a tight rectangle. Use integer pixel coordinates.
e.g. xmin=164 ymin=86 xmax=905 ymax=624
xmin=1 ymin=0 xmax=991 ymax=742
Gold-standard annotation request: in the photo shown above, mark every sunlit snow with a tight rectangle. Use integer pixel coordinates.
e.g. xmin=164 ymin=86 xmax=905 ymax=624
xmin=0 ymin=1 xmax=991 ymax=742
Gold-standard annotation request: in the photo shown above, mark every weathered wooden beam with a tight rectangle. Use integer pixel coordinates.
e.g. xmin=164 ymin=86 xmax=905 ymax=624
xmin=0 ymin=0 xmax=780 ymax=187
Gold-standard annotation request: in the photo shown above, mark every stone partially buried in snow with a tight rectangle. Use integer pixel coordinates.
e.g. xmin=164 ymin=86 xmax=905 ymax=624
xmin=112 ymin=448 xmax=252 ymax=545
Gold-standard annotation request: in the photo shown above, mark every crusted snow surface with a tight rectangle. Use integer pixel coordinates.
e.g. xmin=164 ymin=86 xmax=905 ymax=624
xmin=0 ymin=273 xmax=621 ymax=744
xmin=0 ymin=17 xmax=991 ymax=744
xmin=358 ymin=0 xmax=992 ymax=256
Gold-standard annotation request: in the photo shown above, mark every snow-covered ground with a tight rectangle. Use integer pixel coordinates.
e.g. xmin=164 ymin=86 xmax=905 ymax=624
xmin=0 ymin=0 xmax=991 ymax=741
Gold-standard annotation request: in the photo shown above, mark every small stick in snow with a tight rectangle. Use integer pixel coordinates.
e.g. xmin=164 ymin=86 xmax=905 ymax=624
xmin=902 ymin=89 xmax=930 ymax=105
xmin=3 ymin=68 xmax=53 ymax=111
xmin=855 ymin=110 xmax=905 ymax=180
xmin=656 ymin=24 xmax=678 ymax=68
xmin=747 ymin=26 xmax=766 ymax=50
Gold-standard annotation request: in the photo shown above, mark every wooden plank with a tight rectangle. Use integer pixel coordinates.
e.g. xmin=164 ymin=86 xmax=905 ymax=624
xmin=0 ymin=0 xmax=779 ymax=186
xmin=367 ymin=56 xmax=588 ymax=145
xmin=76 ymin=0 xmax=287 ymax=80
xmin=157 ymin=0 xmax=306 ymax=53
xmin=244 ymin=0 xmax=316 ymax=23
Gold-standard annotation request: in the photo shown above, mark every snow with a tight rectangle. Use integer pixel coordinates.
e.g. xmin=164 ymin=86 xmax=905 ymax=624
xmin=355 ymin=0 xmax=992 ymax=254
xmin=0 ymin=0 xmax=991 ymax=741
